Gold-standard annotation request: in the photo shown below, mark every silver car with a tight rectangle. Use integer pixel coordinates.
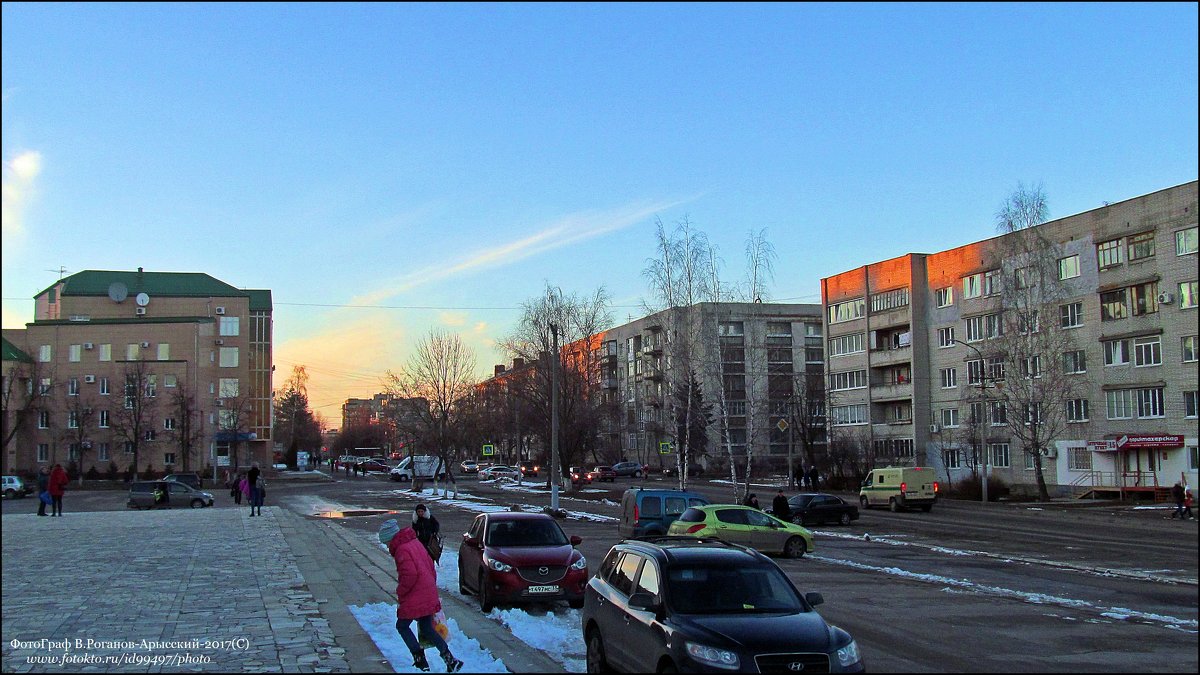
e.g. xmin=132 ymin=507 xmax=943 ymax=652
xmin=479 ymin=465 xmax=522 ymax=481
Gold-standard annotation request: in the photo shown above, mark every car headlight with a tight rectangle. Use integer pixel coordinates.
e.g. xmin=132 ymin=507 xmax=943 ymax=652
xmin=685 ymin=642 xmax=739 ymax=670
xmin=836 ymin=639 xmax=861 ymax=667
xmin=570 ymin=556 xmax=587 ymax=570
xmin=486 ymin=558 xmax=513 ymax=573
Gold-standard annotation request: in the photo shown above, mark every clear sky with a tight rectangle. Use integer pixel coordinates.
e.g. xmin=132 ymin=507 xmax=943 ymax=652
xmin=3 ymin=3 xmax=1197 ymax=419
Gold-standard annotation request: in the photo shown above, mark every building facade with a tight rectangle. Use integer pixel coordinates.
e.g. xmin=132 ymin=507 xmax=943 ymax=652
xmin=821 ymin=181 xmax=1198 ymax=497
xmin=2 ymin=268 xmax=273 ymax=477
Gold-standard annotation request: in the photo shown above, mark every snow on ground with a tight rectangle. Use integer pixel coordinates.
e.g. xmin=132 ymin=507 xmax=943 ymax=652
xmin=375 ymin=486 xmax=618 ymax=523
xmin=349 ymin=602 xmax=511 ymax=673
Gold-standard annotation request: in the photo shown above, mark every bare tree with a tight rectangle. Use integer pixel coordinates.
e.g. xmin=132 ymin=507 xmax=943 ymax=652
xmin=109 ymin=359 xmax=161 ymax=478
xmin=743 ymin=227 xmax=777 ymax=303
xmin=165 ymin=384 xmax=206 ymax=475
xmin=2 ymin=355 xmax=51 ymax=475
xmin=59 ymin=390 xmax=98 ymax=485
xmin=787 ymin=370 xmax=827 ymax=482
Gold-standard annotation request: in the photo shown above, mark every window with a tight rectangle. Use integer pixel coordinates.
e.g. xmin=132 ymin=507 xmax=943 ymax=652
xmin=987 ymin=357 xmax=1005 ymax=381
xmin=1063 ymin=350 xmax=1087 ymax=374
xmin=1100 ymin=289 xmax=1128 ymax=321
xmin=829 ymin=370 xmax=867 ymax=391
xmin=39 ymin=345 xmax=51 ymax=362
xmin=1177 ymin=226 xmax=1198 ymax=255
xmin=164 ymin=418 xmax=177 ymax=430
xmin=99 ymin=377 xmax=110 ymax=395
xmin=935 ymin=287 xmax=953 ymax=307
xmin=828 ymin=299 xmax=865 ymax=324
xmin=39 ymin=377 xmax=51 ymax=395
xmin=979 ymin=269 xmax=999 ymax=296
xmin=157 ymin=343 xmax=170 ymax=360
xmin=144 ymin=430 xmax=156 ymax=442
xmin=68 ymin=377 xmax=79 ymax=396
xmin=1067 ymin=399 xmax=1089 ymax=423
xmin=99 ymin=344 xmax=111 ymax=361
xmin=38 ymin=411 xmax=49 ymax=429
xmin=990 ymin=401 xmax=1007 ymax=426
xmin=962 ymin=273 xmax=982 ymax=299
xmin=965 ymin=316 xmax=985 ymax=342
xmin=871 ymin=288 xmax=909 ymax=312
xmin=37 ymin=444 xmax=49 ymax=462
xmin=124 ymin=441 xmax=135 ymax=454
xmin=1097 ymin=238 xmax=1123 ymax=268
xmin=1015 ymin=266 xmax=1035 ymax=289
xmin=718 ymin=321 xmax=744 ymax=337
xmin=1025 ymin=403 xmax=1043 ymax=426
xmin=1058 ymin=255 xmax=1080 ymax=280
xmin=68 ymin=410 xmax=79 ymax=429
xmin=219 ymin=378 xmax=239 ymax=398
xmin=1190 ymin=446 xmax=1199 ymax=472
xmin=1136 ymin=387 xmax=1164 ymax=418
xmin=766 ymin=322 xmax=792 ymax=338
xmin=98 ymin=443 xmax=109 ymax=462
xmin=874 ymin=438 xmax=915 ymax=458
xmin=1185 ymin=391 xmax=1198 ymax=418
xmin=99 ymin=410 xmax=109 ymax=428
xmin=145 ymin=375 xmax=157 ymax=398
xmin=1127 ymin=231 xmax=1155 ymax=261
xmin=219 ymin=316 xmax=240 ymax=336
xmin=1184 ymin=336 xmax=1198 ymax=363
xmin=1180 ymin=281 xmax=1199 ymax=309
xmin=126 ymin=343 xmax=140 ymax=360
xmin=1017 ymin=310 xmax=1039 ymax=334
xmin=940 ymin=367 xmax=957 ymax=389
xmin=634 ymin=560 xmax=660 ymax=598
xmin=966 ymin=359 xmax=984 ymax=385
xmin=219 ymin=347 xmax=239 ymax=368
xmin=1130 ymin=282 xmax=1159 ymax=315
xmin=943 ymin=448 xmax=960 ymax=469
xmin=937 ymin=327 xmax=955 ymax=348
xmin=984 ymin=313 xmax=1003 ymax=339
xmin=69 ymin=344 xmax=82 ymax=362
xmin=1067 ymin=447 xmax=1091 ymax=471
xmin=990 ymin=443 xmax=1011 ymax=468
xmin=828 ymin=333 xmax=864 ymax=357
xmin=1133 ymin=336 xmax=1161 ymax=367
xmin=1060 ymin=302 xmax=1083 ymax=328
xmin=164 ymin=453 xmax=176 ymax=466
xmin=612 ymin=553 xmax=642 ymax=597
xmin=940 ymin=408 xmax=959 ymax=428
xmin=1103 ymin=339 xmax=1130 ymax=366
xmin=1106 ymin=390 xmax=1134 ymax=419
xmin=164 ymin=374 xmax=177 ymax=388
xmin=831 ymin=405 xmax=868 ymax=426
xmin=1022 ymin=355 xmax=1042 ymax=379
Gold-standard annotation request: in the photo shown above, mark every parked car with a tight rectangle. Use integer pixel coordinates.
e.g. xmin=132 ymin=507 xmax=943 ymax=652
xmin=162 ymin=472 xmax=202 ymax=489
xmin=2 ymin=475 xmax=33 ymax=499
xmin=587 ymin=466 xmax=616 ymax=483
xmin=783 ymin=493 xmax=860 ymax=526
xmin=581 ymin=538 xmax=864 ymax=673
xmin=127 ymin=480 xmax=215 ymax=509
xmin=669 ymin=504 xmax=814 ymax=558
xmin=389 ymin=455 xmax=449 ymax=482
xmin=610 ymin=461 xmax=646 ymax=478
xmin=617 ymin=488 xmax=709 ymax=539
xmin=460 ymin=460 xmax=480 ymax=474
xmin=479 ymin=465 xmax=522 ymax=481
xmin=569 ymin=466 xmax=591 ymax=485
xmin=660 ymin=462 xmax=705 ymax=477
xmin=859 ymin=465 xmax=939 ymax=512
xmin=457 ymin=512 xmax=588 ymax=612
xmin=356 ymin=459 xmax=391 ymax=474
xmin=519 ymin=460 xmax=540 ymax=477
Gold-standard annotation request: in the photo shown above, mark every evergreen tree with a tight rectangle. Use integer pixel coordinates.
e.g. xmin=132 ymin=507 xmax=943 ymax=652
xmin=673 ymin=370 xmax=713 ymax=470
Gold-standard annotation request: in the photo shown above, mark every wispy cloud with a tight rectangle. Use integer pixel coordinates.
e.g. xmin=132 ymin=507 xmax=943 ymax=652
xmin=353 ymin=198 xmax=689 ymax=306
xmin=2 ymin=150 xmax=42 ymax=242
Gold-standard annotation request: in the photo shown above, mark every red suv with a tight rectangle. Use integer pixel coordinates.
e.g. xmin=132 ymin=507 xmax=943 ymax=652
xmin=457 ymin=512 xmax=588 ymax=612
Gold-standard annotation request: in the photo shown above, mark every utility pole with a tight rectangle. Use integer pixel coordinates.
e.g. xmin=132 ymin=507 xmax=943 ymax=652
xmin=786 ymin=395 xmax=795 ymax=490
xmin=550 ymin=320 xmax=561 ymax=512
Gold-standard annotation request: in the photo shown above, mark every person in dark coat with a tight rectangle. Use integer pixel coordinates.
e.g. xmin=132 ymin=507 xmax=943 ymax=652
xmin=36 ymin=466 xmax=50 ymax=516
xmin=742 ymin=493 xmax=760 ymax=510
xmin=379 ymin=519 xmax=462 ymax=673
xmin=411 ymin=504 xmax=441 ymax=560
xmin=246 ymin=463 xmax=261 ymax=516
xmin=772 ymin=490 xmax=791 ymax=521
xmin=807 ymin=466 xmax=821 ymax=491
xmin=1170 ymin=482 xmax=1186 ymax=519
xmin=48 ymin=463 xmax=69 ymax=517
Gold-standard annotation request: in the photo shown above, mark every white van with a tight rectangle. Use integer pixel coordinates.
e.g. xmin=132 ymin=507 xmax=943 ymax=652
xmin=859 ymin=466 xmax=939 ymax=512
xmin=389 ymin=455 xmax=449 ymax=482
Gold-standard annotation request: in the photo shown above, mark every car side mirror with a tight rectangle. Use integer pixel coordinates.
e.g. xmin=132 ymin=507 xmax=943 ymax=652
xmin=805 ymin=592 xmax=824 ymax=607
xmin=628 ymin=592 xmax=659 ymax=612
xmin=463 ymin=534 xmax=479 ymax=547
xmin=570 ymin=535 xmax=582 ymax=547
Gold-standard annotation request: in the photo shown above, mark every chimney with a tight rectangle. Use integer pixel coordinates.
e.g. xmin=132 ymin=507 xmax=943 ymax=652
xmin=494 ymin=365 xmax=506 ymax=377
xmin=512 ymin=358 xmax=524 ymax=369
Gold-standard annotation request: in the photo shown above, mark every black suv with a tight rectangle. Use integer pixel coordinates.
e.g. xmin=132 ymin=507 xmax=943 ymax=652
xmin=581 ymin=537 xmax=864 ymax=673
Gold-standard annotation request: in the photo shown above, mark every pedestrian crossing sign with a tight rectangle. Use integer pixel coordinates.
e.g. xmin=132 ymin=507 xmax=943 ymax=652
xmin=482 ymin=444 xmax=495 ymax=456
xmin=659 ymin=441 xmax=671 ymax=454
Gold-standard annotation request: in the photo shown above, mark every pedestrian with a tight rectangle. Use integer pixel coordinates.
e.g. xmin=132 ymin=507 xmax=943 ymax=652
xmin=252 ymin=473 xmax=266 ymax=516
xmin=48 ymin=463 xmax=69 ymax=517
xmin=1183 ymin=486 xmax=1194 ymax=521
xmin=344 ymin=461 xmax=350 ymax=476
xmin=412 ymin=504 xmax=443 ymax=563
xmin=808 ymin=466 xmax=821 ymax=491
xmin=742 ymin=493 xmax=760 ymax=510
xmin=378 ymin=519 xmax=463 ymax=673
xmin=247 ymin=463 xmax=261 ymax=516
xmin=1170 ymin=482 xmax=1185 ymax=519
xmin=153 ymin=480 xmax=171 ymax=509
xmin=230 ymin=472 xmax=243 ymax=504
xmin=36 ymin=466 xmax=50 ymax=516
xmin=239 ymin=474 xmax=251 ymax=506
xmin=772 ymin=490 xmax=791 ymax=521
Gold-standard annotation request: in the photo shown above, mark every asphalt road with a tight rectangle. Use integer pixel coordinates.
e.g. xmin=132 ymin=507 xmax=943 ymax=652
xmin=9 ymin=470 xmax=1195 ymax=673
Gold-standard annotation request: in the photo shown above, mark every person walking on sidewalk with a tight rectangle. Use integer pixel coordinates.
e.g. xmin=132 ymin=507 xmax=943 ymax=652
xmin=1183 ymin=486 xmax=1195 ymax=521
xmin=48 ymin=463 xmax=69 ymax=517
xmin=772 ymin=490 xmax=791 ymax=521
xmin=251 ymin=473 xmax=266 ymax=516
xmin=378 ymin=519 xmax=463 ymax=673
xmin=1170 ymin=482 xmax=1186 ymax=519
xmin=36 ymin=466 xmax=50 ymax=516
xmin=412 ymin=504 xmax=443 ymax=563
xmin=247 ymin=463 xmax=261 ymax=516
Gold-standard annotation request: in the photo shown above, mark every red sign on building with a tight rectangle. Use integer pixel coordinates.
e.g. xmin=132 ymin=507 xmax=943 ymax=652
xmin=1115 ymin=434 xmax=1185 ymax=449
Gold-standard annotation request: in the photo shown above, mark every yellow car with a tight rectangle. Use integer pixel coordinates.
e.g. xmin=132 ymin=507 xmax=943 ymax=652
xmin=668 ymin=504 xmax=815 ymax=558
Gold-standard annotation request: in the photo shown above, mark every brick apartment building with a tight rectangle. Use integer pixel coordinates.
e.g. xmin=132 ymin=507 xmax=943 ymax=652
xmin=2 ymin=268 xmax=273 ymax=478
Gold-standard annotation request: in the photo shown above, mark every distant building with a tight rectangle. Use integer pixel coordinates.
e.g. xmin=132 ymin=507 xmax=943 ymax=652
xmin=2 ymin=268 xmax=273 ymax=476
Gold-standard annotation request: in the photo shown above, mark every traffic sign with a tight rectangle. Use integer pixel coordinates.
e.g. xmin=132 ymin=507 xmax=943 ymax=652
xmin=482 ymin=443 xmax=495 ymax=456
xmin=776 ymin=419 xmax=789 ymax=432
xmin=659 ymin=441 xmax=672 ymax=454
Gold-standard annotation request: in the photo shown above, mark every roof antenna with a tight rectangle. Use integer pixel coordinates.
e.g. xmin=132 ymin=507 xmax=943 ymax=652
xmin=46 ymin=266 xmax=68 ymax=280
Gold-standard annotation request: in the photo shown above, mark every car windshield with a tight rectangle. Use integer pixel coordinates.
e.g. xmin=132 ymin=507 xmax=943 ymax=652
xmin=666 ymin=564 xmax=802 ymax=614
xmin=486 ymin=519 xmax=569 ymax=547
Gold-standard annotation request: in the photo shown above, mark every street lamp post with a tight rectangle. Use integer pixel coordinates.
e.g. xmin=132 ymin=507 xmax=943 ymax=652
xmin=549 ymin=318 xmax=561 ymax=513
xmin=786 ymin=395 xmax=796 ymax=490
xmin=952 ymin=339 xmax=999 ymax=504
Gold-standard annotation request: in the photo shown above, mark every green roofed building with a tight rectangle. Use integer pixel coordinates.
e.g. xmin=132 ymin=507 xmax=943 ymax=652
xmin=3 ymin=268 xmax=273 ymax=478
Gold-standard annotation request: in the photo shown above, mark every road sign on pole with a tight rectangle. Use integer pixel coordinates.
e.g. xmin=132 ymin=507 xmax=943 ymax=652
xmin=482 ymin=444 xmax=495 ymax=456
xmin=659 ymin=441 xmax=672 ymax=454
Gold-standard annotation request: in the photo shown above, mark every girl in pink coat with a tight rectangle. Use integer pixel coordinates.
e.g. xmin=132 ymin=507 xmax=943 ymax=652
xmin=379 ymin=519 xmax=462 ymax=673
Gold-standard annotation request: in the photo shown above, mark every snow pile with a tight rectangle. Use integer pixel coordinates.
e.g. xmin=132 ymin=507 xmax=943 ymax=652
xmin=349 ymin=602 xmax=510 ymax=673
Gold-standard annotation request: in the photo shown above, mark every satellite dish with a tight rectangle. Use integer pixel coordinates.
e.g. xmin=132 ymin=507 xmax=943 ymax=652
xmin=108 ymin=282 xmax=129 ymax=303
xmin=135 ymin=292 xmax=150 ymax=307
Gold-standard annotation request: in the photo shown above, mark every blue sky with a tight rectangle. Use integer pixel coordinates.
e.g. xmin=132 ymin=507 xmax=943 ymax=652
xmin=3 ymin=3 xmax=1197 ymax=416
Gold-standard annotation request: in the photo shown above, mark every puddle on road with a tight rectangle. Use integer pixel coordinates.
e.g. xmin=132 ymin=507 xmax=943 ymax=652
xmin=313 ymin=509 xmax=398 ymax=518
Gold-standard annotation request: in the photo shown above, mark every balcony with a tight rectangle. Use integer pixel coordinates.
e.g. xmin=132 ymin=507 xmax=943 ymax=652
xmin=868 ymin=346 xmax=911 ymax=368
xmin=645 ymin=368 xmax=664 ymax=381
xmin=642 ymin=344 xmax=663 ymax=357
xmin=602 ymin=377 xmax=617 ymax=389
xmin=870 ymin=382 xmax=911 ymax=402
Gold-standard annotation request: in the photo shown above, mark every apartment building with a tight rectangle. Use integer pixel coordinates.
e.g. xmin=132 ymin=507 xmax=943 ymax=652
xmin=2 ymin=268 xmax=273 ymax=476
xmin=821 ymin=181 xmax=1198 ymax=497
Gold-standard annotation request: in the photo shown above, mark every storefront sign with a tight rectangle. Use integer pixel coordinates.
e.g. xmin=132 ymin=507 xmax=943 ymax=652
xmin=1115 ymin=434 xmax=1184 ymax=449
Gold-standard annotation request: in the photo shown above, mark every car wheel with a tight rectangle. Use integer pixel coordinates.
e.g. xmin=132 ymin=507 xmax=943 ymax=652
xmin=4 ymin=489 xmax=14 ymax=499
xmin=859 ymin=495 xmax=869 ymax=509
xmin=586 ymin=628 xmax=610 ymax=674
xmin=633 ymin=470 xmax=642 ymax=478
xmin=190 ymin=499 xmax=204 ymax=509
xmin=658 ymin=660 xmax=679 ymax=673
xmin=784 ymin=536 xmax=806 ymax=558
xmin=478 ymin=573 xmax=494 ymax=613
xmin=889 ymin=497 xmax=900 ymax=512
xmin=839 ymin=512 xmax=852 ymax=526
xmin=397 ymin=475 xmax=410 ymax=483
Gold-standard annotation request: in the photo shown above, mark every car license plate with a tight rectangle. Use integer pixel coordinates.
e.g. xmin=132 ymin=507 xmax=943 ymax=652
xmin=527 ymin=585 xmax=559 ymax=594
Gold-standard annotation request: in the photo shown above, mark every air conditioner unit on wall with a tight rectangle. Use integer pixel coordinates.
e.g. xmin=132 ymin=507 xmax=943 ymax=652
xmin=84 ymin=375 xmax=96 ymax=383
xmin=214 ymin=339 xmax=224 ymax=346
xmin=929 ymin=424 xmax=940 ymax=433
xmin=1040 ymin=447 xmax=1057 ymax=459
xmin=140 ymin=341 xmax=150 ymax=348
xmin=215 ymin=307 xmax=226 ymax=315
xmin=83 ymin=342 xmax=94 ymax=350
xmin=215 ymin=398 xmax=224 ymax=406
xmin=135 ymin=307 xmax=146 ymax=315
xmin=1157 ymin=292 xmax=1174 ymax=304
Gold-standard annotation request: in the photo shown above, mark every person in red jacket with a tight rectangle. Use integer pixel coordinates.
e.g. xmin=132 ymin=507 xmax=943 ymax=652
xmin=48 ymin=463 xmax=69 ymax=517
xmin=378 ymin=519 xmax=462 ymax=673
